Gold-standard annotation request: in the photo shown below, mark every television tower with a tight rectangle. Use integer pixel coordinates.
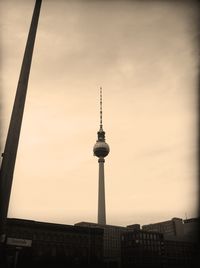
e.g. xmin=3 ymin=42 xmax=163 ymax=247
xmin=93 ymin=88 xmax=110 ymax=225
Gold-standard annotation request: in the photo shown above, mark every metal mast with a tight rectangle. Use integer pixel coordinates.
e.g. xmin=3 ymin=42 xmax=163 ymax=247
xmin=100 ymin=87 xmax=103 ymax=130
xmin=0 ymin=0 xmax=42 ymax=241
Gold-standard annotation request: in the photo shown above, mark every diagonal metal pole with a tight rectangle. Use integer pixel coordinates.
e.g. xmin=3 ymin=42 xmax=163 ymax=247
xmin=0 ymin=0 xmax=42 ymax=241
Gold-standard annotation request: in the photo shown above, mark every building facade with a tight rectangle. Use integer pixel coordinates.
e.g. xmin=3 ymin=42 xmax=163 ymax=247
xmin=75 ymin=222 xmax=136 ymax=267
xmin=183 ymin=218 xmax=199 ymax=242
xmin=163 ymin=238 xmax=198 ymax=268
xmin=141 ymin=217 xmax=199 ymax=267
xmin=121 ymin=229 xmax=198 ymax=268
xmin=2 ymin=218 xmax=198 ymax=268
xmin=121 ymin=229 xmax=164 ymax=268
xmin=3 ymin=218 xmax=104 ymax=268
xmin=142 ymin=218 xmax=184 ymax=238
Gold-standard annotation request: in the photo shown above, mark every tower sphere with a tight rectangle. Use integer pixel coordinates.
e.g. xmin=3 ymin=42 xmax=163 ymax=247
xmin=93 ymin=141 xmax=110 ymax=158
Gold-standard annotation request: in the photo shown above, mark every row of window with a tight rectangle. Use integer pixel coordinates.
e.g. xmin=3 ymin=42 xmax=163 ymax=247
xmin=8 ymin=228 xmax=103 ymax=245
xmin=124 ymin=232 xmax=161 ymax=240
xmin=144 ymin=223 xmax=175 ymax=234
xmin=34 ymin=233 xmax=89 ymax=242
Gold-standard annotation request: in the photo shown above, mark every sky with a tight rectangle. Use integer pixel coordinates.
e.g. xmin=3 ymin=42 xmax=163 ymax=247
xmin=0 ymin=0 xmax=199 ymax=227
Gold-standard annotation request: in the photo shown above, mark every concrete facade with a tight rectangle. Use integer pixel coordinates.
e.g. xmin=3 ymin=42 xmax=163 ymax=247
xmin=142 ymin=218 xmax=184 ymax=239
xmin=142 ymin=217 xmax=199 ymax=242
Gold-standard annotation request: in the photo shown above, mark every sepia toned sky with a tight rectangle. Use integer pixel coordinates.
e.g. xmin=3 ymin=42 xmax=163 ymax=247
xmin=0 ymin=0 xmax=199 ymax=227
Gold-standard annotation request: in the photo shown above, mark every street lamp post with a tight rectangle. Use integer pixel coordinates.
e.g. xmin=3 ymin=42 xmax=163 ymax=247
xmin=0 ymin=0 xmax=42 ymax=244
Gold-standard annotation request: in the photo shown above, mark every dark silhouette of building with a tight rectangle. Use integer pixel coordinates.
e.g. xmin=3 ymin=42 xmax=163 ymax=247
xmin=76 ymin=222 xmax=165 ymax=268
xmin=163 ymin=239 xmax=197 ymax=268
xmin=141 ymin=217 xmax=199 ymax=267
xmin=75 ymin=222 xmax=134 ymax=267
xmin=1 ymin=218 xmax=199 ymax=268
xmin=142 ymin=217 xmax=199 ymax=242
xmin=121 ymin=229 xmax=164 ymax=268
xmin=142 ymin=218 xmax=184 ymax=238
xmin=183 ymin=218 xmax=199 ymax=242
xmin=121 ymin=228 xmax=198 ymax=268
xmin=4 ymin=218 xmax=104 ymax=268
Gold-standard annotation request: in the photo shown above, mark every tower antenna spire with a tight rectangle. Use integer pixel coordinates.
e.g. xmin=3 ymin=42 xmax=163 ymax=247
xmin=100 ymin=87 xmax=103 ymax=130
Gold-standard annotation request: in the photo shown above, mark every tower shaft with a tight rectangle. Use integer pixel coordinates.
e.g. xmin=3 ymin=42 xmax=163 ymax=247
xmin=98 ymin=157 xmax=106 ymax=225
xmin=0 ymin=0 xmax=42 ymax=239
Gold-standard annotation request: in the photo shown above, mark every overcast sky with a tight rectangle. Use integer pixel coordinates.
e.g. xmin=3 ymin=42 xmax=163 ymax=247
xmin=0 ymin=0 xmax=199 ymax=227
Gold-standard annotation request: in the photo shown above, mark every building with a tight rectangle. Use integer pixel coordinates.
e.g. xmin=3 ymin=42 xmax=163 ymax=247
xmin=3 ymin=218 xmax=199 ymax=268
xmin=163 ymin=238 xmax=198 ymax=268
xmin=75 ymin=222 xmax=136 ymax=267
xmin=142 ymin=217 xmax=199 ymax=242
xmin=183 ymin=218 xmax=199 ymax=242
xmin=121 ymin=229 xmax=164 ymax=268
xmin=3 ymin=218 xmax=104 ymax=268
xmin=121 ymin=228 xmax=198 ymax=268
xmin=141 ymin=217 xmax=199 ymax=267
xmin=142 ymin=217 xmax=184 ymax=239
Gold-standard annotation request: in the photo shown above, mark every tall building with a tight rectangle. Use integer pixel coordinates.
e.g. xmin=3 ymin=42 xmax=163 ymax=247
xmin=93 ymin=88 xmax=110 ymax=225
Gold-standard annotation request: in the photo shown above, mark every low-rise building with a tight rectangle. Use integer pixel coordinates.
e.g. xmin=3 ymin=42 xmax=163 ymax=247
xmin=121 ymin=229 xmax=164 ymax=268
xmin=142 ymin=217 xmax=184 ymax=238
xmin=183 ymin=218 xmax=199 ymax=242
xmin=142 ymin=217 xmax=199 ymax=243
xmin=163 ymin=238 xmax=197 ymax=268
xmin=3 ymin=218 xmax=104 ymax=268
xmin=3 ymin=218 xmax=198 ymax=268
xmin=141 ymin=217 xmax=199 ymax=267
xmin=75 ymin=222 xmax=136 ymax=267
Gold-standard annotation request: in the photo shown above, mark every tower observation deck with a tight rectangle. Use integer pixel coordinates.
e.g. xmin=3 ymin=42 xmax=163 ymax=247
xmin=93 ymin=88 xmax=110 ymax=225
